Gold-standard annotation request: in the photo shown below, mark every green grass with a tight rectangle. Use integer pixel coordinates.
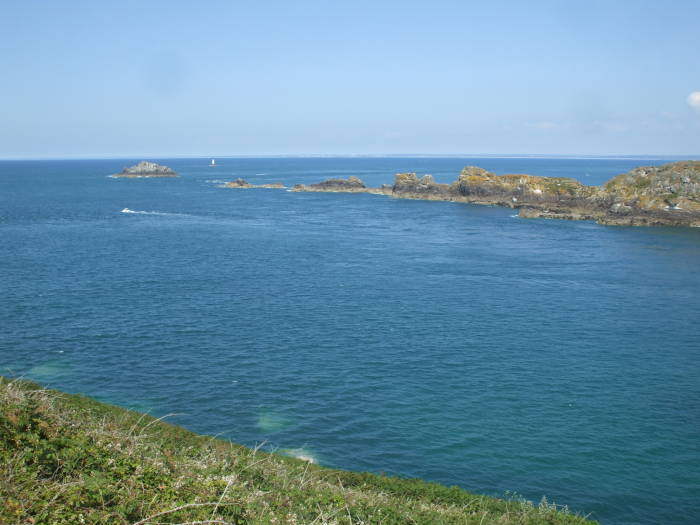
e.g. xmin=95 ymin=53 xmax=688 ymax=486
xmin=0 ymin=377 xmax=596 ymax=524
xmin=541 ymin=179 xmax=582 ymax=197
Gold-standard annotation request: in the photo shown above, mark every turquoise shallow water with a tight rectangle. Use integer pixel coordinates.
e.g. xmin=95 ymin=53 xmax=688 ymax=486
xmin=1 ymin=157 xmax=699 ymax=525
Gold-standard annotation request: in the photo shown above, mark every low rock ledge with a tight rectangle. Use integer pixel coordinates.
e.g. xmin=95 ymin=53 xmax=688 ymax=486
xmin=223 ymin=178 xmax=285 ymax=189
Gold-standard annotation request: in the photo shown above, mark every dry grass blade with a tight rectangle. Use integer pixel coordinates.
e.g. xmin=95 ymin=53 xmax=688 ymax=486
xmin=132 ymin=502 xmax=239 ymax=525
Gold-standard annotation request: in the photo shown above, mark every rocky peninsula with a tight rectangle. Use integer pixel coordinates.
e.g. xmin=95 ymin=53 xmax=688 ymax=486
xmin=223 ymin=178 xmax=285 ymax=189
xmin=293 ymin=161 xmax=700 ymax=227
xmin=112 ymin=161 xmax=178 ymax=178
xmin=294 ymin=176 xmax=370 ymax=193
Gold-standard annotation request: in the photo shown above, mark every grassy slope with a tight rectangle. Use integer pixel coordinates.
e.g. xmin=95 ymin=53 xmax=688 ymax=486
xmin=0 ymin=378 xmax=596 ymax=524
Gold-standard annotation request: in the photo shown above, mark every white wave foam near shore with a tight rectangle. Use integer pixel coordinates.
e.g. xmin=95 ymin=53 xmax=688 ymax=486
xmin=281 ymin=447 xmax=317 ymax=464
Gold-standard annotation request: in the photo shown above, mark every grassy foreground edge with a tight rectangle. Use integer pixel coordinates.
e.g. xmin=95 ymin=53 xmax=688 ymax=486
xmin=0 ymin=377 xmax=596 ymax=524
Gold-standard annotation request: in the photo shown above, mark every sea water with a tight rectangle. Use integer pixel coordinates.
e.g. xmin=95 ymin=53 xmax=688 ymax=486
xmin=1 ymin=157 xmax=698 ymax=525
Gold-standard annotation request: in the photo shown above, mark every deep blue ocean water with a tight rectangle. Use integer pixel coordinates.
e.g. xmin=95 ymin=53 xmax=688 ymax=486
xmin=1 ymin=157 xmax=699 ymax=525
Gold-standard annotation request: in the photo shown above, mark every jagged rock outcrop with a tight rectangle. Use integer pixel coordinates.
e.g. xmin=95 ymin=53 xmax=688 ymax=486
xmin=452 ymin=166 xmax=596 ymax=204
xmin=389 ymin=162 xmax=700 ymax=226
xmin=389 ymin=168 xmax=599 ymax=210
xmin=113 ymin=161 xmax=178 ymax=178
xmin=223 ymin=178 xmax=285 ymax=189
xmin=391 ymin=173 xmax=451 ymax=199
xmin=292 ymin=161 xmax=700 ymax=227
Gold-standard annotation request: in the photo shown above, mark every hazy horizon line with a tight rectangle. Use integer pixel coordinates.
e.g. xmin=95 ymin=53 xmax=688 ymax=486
xmin=2 ymin=153 xmax=699 ymax=161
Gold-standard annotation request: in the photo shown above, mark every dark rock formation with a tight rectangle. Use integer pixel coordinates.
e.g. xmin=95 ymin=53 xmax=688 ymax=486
xmin=292 ymin=176 xmax=369 ymax=193
xmin=391 ymin=173 xmax=451 ymax=199
xmin=225 ymin=178 xmax=250 ymax=187
xmin=223 ymin=178 xmax=285 ymax=189
xmin=113 ymin=161 xmax=178 ymax=178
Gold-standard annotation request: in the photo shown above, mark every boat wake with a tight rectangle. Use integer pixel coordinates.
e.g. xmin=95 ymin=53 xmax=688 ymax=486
xmin=120 ymin=208 xmax=178 ymax=216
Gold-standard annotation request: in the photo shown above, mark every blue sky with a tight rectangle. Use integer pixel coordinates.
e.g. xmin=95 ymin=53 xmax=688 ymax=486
xmin=1 ymin=0 xmax=699 ymax=158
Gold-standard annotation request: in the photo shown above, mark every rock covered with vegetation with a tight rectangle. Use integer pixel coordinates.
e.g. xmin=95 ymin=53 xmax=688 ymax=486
xmin=292 ymin=161 xmax=700 ymax=227
xmin=0 ymin=378 xmax=595 ymax=524
xmin=453 ymin=167 xmax=593 ymax=203
xmin=508 ymin=161 xmax=700 ymax=226
xmin=594 ymin=161 xmax=700 ymax=225
xmin=113 ymin=161 xmax=178 ymax=178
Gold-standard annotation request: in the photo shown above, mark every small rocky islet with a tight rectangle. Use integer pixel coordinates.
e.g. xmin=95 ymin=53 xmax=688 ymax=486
xmin=292 ymin=161 xmax=700 ymax=227
xmin=223 ymin=178 xmax=285 ymax=189
xmin=112 ymin=161 xmax=178 ymax=178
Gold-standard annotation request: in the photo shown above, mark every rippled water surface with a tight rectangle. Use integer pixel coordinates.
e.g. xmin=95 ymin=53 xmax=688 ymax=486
xmin=2 ymin=157 xmax=699 ymax=525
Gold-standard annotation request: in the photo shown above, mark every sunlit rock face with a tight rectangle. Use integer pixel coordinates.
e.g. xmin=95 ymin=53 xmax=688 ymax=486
xmin=113 ymin=161 xmax=178 ymax=178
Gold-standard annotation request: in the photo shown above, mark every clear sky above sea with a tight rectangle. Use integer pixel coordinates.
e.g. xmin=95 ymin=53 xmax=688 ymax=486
xmin=1 ymin=0 xmax=700 ymax=158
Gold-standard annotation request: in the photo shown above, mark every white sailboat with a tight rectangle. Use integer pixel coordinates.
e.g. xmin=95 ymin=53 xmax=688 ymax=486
xmin=210 ymin=158 xmax=216 ymax=167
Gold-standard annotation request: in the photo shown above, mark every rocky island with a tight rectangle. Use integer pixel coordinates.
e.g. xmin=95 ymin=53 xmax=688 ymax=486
xmin=293 ymin=161 xmax=700 ymax=227
xmin=292 ymin=175 xmax=391 ymax=194
xmin=223 ymin=178 xmax=285 ymax=189
xmin=112 ymin=161 xmax=178 ymax=178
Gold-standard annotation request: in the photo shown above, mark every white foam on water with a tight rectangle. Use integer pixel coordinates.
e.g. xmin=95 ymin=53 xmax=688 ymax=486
xmin=281 ymin=447 xmax=317 ymax=464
